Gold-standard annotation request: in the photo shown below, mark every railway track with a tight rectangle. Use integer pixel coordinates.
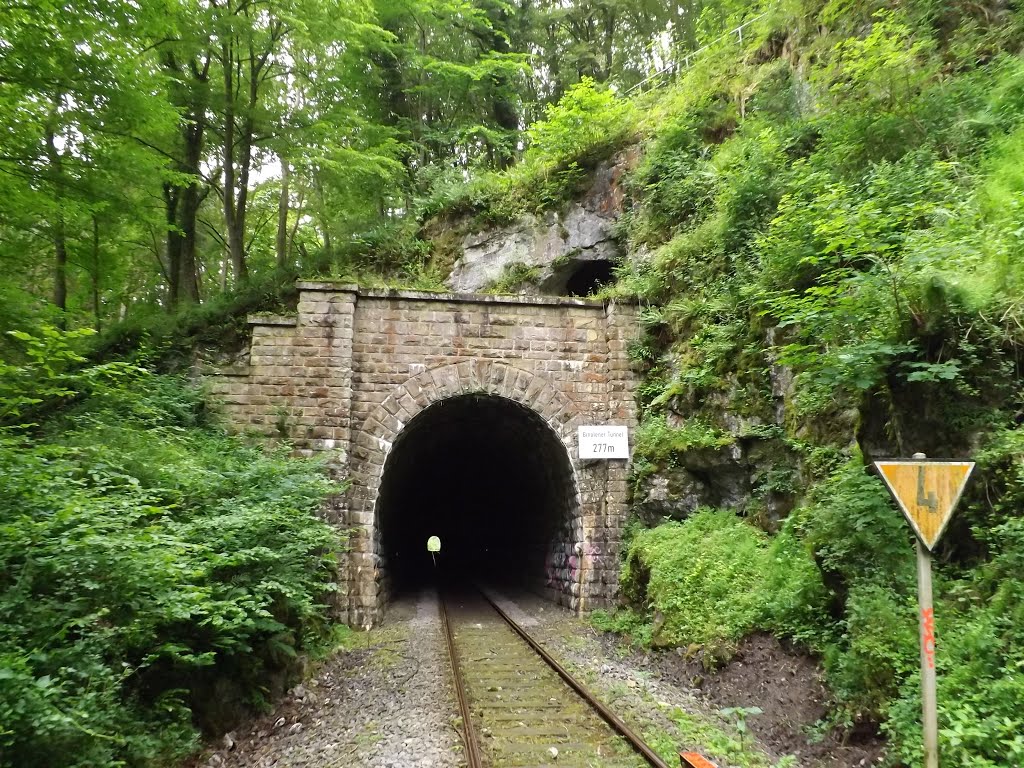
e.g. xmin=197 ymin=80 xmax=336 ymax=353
xmin=440 ymin=588 xmax=673 ymax=768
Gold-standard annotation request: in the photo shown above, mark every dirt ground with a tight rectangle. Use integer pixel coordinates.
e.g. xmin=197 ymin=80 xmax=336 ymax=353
xmin=633 ymin=632 xmax=887 ymax=767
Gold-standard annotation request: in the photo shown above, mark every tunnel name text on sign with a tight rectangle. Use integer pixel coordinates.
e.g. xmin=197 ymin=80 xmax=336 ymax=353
xmin=578 ymin=426 xmax=629 ymax=459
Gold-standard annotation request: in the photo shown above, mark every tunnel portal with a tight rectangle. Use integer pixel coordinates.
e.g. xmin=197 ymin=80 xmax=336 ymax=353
xmin=376 ymin=394 xmax=578 ymax=599
xmin=208 ymin=284 xmax=640 ymax=626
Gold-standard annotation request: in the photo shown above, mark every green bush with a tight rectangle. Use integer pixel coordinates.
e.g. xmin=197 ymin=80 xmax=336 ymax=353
xmin=823 ymin=582 xmax=918 ymax=723
xmin=612 ymin=450 xmax=1024 ymax=766
xmin=525 ymin=77 xmax=636 ymax=167
xmin=0 ymin=329 xmax=341 ymax=767
xmin=419 ymin=77 xmax=639 ymax=226
xmin=91 ymin=269 xmax=299 ymax=370
xmin=883 ymin=516 xmax=1024 ymax=764
xmin=609 ymin=508 xmax=827 ymax=659
xmin=589 ymin=607 xmax=653 ymax=646
xmin=795 ymin=461 xmax=916 ymax=588
xmin=756 ymin=523 xmax=831 ymax=646
xmin=632 ymin=418 xmax=734 ymax=467
xmin=620 ymin=510 xmax=770 ymax=652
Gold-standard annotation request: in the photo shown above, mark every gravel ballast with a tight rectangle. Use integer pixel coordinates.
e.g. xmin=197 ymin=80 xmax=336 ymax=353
xmin=194 ymin=587 xmax=882 ymax=768
xmin=201 ymin=589 xmax=463 ymax=768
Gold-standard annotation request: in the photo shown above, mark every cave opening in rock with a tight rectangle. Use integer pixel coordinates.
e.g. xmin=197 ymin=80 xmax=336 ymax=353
xmin=565 ymin=260 xmax=616 ymax=297
xmin=375 ymin=394 xmax=578 ymax=600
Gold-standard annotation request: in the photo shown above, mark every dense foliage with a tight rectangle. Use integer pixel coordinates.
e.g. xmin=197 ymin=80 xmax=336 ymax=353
xmin=0 ymin=0 xmax=717 ymax=338
xmin=0 ymin=329 xmax=341 ymax=767
xmin=556 ymin=1 xmax=1024 ymax=764
xmin=605 ymin=458 xmax=1024 ymax=766
xmin=4 ymin=0 xmax=1024 ymax=765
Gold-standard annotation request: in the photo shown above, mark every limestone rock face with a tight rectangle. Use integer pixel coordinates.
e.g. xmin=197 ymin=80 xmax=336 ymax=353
xmin=447 ymin=215 xmax=551 ymax=293
xmin=633 ymin=439 xmax=798 ymax=529
xmin=633 ymin=445 xmax=751 ymax=526
xmin=446 ymin=150 xmax=637 ymax=294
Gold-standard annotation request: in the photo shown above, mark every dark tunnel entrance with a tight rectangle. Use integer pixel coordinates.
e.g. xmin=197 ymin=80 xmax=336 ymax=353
xmin=375 ymin=394 xmax=578 ymax=599
xmin=565 ymin=260 xmax=615 ymax=297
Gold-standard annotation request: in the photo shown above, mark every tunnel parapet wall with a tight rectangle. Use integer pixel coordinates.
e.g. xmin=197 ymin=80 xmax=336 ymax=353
xmin=204 ymin=281 xmax=640 ymax=626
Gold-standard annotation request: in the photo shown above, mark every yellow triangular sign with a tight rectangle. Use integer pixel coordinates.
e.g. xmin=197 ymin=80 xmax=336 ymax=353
xmin=874 ymin=461 xmax=974 ymax=551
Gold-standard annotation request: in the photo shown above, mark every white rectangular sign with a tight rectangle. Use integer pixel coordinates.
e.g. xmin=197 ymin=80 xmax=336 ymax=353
xmin=578 ymin=425 xmax=630 ymax=459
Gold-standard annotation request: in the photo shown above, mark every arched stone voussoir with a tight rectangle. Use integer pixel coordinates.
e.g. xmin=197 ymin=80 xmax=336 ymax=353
xmin=359 ymin=361 xmax=582 ymax=461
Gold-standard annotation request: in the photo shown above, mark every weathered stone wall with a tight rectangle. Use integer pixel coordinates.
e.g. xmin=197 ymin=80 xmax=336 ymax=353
xmin=204 ymin=281 xmax=640 ymax=626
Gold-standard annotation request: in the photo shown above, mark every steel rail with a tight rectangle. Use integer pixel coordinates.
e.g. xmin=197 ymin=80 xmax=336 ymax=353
xmin=439 ymin=594 xmax=485 ymax=768
xmin=477 ymin=589 xmax=674 ymax=768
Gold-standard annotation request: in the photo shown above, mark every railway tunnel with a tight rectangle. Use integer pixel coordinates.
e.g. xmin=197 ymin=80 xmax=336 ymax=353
xmin=375 ymin=393 xmax=579 ymax=598
xmin=208 ymin=284 xmax=640 ymax=623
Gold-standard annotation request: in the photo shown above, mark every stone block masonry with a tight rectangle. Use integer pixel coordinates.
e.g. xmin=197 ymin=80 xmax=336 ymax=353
xmin=204 ymin=281 xmax=640 ymax=627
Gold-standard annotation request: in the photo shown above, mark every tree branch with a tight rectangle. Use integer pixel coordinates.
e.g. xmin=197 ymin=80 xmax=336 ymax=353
xmin=198 ymin=217 xmax=229 ymax=251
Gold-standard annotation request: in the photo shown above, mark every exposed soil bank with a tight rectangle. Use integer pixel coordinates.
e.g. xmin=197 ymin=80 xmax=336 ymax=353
xmin=626 ymin=633 xmax=887 ymax=767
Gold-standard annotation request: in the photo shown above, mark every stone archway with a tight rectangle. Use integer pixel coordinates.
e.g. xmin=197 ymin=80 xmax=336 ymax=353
xmin=346 ymin=361 xmax=603 ymax=625
xmin=206 ymin=284 xmax=641 ymax=628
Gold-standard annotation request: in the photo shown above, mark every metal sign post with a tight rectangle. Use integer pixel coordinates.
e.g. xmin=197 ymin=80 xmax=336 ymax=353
xmin=915 ymin=536 xmax=938 ymax=768
xmin=874 ymin=453 xmax=975 ymax=768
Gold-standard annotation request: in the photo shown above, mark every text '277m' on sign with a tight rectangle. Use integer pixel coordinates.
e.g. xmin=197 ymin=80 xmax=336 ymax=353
xmin=578 ymin=426 xmax=630 ymax=459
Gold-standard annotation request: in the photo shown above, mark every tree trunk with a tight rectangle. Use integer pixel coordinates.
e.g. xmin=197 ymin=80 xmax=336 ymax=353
xmin=53 ymin=218 xmax=68 ymax=326
xmin=222 ymin=36 xmax=247 ymax=283
xmin=162 ymin=122 xmax=204 ymax=308
xmin=319 ymin=227 xmax=333 ymax=274
xmin=601 ymin=8 xmax=616 ymax=82
xmin=179 ymin=180 xmax=202 ymax=303
xmin=44 ymin=121 xmax=67 ymax=327
xmin=220 ymin=13 xmax=280 ymax=285
xmin=288 ymin=185 xmax=304 ymax=269
xmin=232 ymin=53 xmax=260 ymax=278
xmin=91 ymin=215 xmax=102 ymax=332
xmin=160 ymin=51 xmax=210 ymax=309
xmin=276 ymin=161 xmax=290 ymax=268
xmin=163 ymin=184 xmax=183 ymax=307
xmin=484 ymin=2 xmax=519 ymax=169
xmin=178 ymin=91 xmax=207 ymax=304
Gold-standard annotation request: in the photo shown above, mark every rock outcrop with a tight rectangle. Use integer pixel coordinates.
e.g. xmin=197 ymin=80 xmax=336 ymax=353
xmin=446 ymin=150 xmax=638 ymax=294
xmin=632 ymin=437 xmax=798 ymax=529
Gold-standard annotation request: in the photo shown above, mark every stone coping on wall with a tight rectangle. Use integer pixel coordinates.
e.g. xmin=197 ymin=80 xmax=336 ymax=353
xmin=246 ymin=282 xmax=639 ymax=327
xmin=247 ymin=313 xmax=299 ymax=326
xmin=290 ymin=280 xmax=637 ymax=308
